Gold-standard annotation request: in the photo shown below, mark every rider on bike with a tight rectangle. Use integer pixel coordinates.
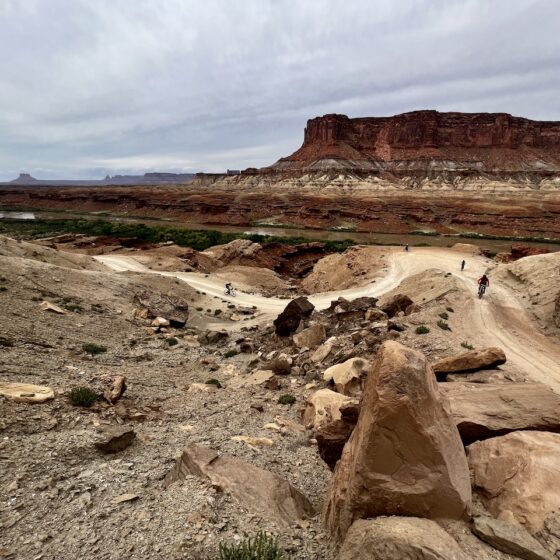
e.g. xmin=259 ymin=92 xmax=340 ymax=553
xmin=477 ymin=274 xmax=490 ymax=297
xmin=225 ymin=282 xmax=234 ymax=296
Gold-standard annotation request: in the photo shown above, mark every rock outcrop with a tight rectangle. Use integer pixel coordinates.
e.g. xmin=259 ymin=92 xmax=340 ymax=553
xmin=339 ymin=517 xmax=467 ymax=560
xmin=302 ymin=388 xmax=357 ymax=430
xmin=324 ymin=341 xmax=471 ymax=542
xmin=468 ymin=431 xmax=560 ymax=533
xmin=323 ymin=357 xmax=371 ymax=396
xmin=273 ymin=111 xmax=560 ymax=175
xmin=164 ymin=444 xmax=314 ymax=527
xmin=440 ymin=382 xmax=560 ymax=444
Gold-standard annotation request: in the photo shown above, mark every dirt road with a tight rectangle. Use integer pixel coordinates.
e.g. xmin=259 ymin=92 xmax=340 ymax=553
xmin=97 ymin=249 xmax=560 ymax=392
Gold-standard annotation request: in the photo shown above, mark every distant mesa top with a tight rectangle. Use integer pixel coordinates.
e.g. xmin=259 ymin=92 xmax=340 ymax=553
xmin=267 ymin=110 xmax=560 ymax=175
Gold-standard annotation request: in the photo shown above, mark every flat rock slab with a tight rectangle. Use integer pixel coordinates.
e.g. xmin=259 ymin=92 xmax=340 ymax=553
xmin=472 ymin=516 xmax=553 ymax=560
xmin=339 ymin=517 xmax=467 ymax=560
xmin=164 ymin=444 xmax=314 ymax=528
xmin=0 ymin=382 xmax=55 ymax=403
xmin=433 ymin=347 xmax=506 ymax=379
xmin=94 ymin=426 xmax=136 ymax=454
xmin=440 ymin=382 xmax=560 ymax=444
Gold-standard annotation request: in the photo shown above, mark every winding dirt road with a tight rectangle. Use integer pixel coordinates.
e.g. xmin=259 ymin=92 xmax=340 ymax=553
xmin=96 ymin=248 xmax=560 ymax=392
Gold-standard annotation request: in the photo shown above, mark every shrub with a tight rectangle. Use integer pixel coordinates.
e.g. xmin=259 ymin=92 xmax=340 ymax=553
xmin=0 ymin=286 xmax=7 ymax=292
xmin=446 ymin=307 xmax=454 ymax=313
xmin=206 ymin=378 xmax=222 ymax=389
xmin=278 ymin=394 xmax=296 ymax=405
xmin=166 ymin=337 xmax=178 ymax=347
xmin=65 ymin=302 xmax=83 ymax=313
xmin=415 ymin=325 xmax=430 ymax=334
xmin=82 ymin=342 xmax=107 ymax=355
xmin=439 ymin=312 xmax=449 ymax=320
xmin=224 ymin=349 xmax=238 ymax=358
xmin=461 ymin=341 xmax=474 ymax=350
xmin=129 ymin=339 xmax=137 ymax=347
xmin=217 ymin=531 xmax=285 ymax=560
xmin=196 ymin=307 xmax=203 ymax=311
xmin=437 ymin=319 xmax=451 ymax=331
xmin=68 ymin=386 xmax=98 ymax=407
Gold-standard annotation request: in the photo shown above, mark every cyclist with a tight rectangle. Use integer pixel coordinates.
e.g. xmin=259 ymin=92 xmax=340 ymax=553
xmin=477 ymin=274 xmax=490 ymax=298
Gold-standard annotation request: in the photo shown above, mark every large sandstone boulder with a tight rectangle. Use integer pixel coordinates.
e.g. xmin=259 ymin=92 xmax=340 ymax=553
xmin=302 ymin=388 xmax=357 ymax=430
xmin=471 ymin=516 xmax=553 ymax=560
xmin=273 ymin=297 xmax=314 ymax=336
xmin=133 ymin=291 xmax=189 ymax=328
xmin=293 ymin=323 xmax=326 ymax=349
xmin=339 ymin=517 xmax=467 ymax=560
xmin=432 ymin=347 xmax=506 ymax=379
xmin=323 ymin=357 xmax=371 ymax=396
xmin=324 ymin=341 xmax=471 ymax=542
xmin=0 ymin=382 xmax=55 ymax=403
xmin=380 ymin=294 xmax=414 ymax=318
xmin=468 ymin=431 xmax=560 ymax=533
xmin=440 ymin=382 xmax=560 ymax=444
xmin=165 ymin=444 xmax=314 ymax=527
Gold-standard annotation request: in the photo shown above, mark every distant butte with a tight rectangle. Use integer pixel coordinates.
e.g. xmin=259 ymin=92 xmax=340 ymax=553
xmin=266 ymin=111 xmax=560 ymax=176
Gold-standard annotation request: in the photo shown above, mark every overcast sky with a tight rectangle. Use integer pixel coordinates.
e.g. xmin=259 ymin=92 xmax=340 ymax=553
xmin=1 ymin=0 xmax=559 ymax=179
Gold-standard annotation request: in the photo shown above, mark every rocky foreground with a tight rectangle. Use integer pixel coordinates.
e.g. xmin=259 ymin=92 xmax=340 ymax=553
xmin=1 ymin=235 xmax=560 ymax=559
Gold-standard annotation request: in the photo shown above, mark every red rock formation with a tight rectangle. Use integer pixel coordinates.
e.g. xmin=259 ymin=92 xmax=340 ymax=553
xmin=273 ymin=111 xmax=560 ymax=174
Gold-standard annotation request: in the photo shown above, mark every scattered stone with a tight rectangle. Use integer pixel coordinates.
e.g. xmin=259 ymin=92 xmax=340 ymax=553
xmin=433 ymin=347 xmax=507 ymax=380
xmin=405 ymin=303 xmax=422 ymax=315
xmin=324 ymin=341 xmax=471 ymax=542
xmin=302 ymin=388 xmax=357 ymax=430
xmin=323 ymin=357 xmax=371 ymax=396
xmin=380 ymin=294 xmax=414 ymax=318
xmin=0 ymin=382 xmax=55 ymax=403
xmin=38 ymin=300 xmax=66 ymax=314
xmin=197 ymin=330 xmax=229 ymax=345
xmin=151 ymin=316 xmax=170 ymax=327
xmin=440 ymin=382 xmax=560 ymax=444
xmin=339 ymin=517 xmax=468 ymax=560
xmin=97 ymin=374 xmax=127 ymax=404
xmin=273 ymin=297 xmax=315 ymax=336
xmin=112 ymin=493 xmax=140 ymax=504
xmin=311 ymin=338 xmax=335 ymax=363
xmin=270 ymin=353 xmax=292 ymax=375
xmin=231 ymin=436 xmax=274 ymax=449
xmin=468 ymin=431 xmax=560 ymax=533
xmin=188 ymin=383 xmax=218 ymax=394
xmin=293 ymin=324 xmax=326 ymax=349
xmin=133 ymin=291 xmax=189 ymax=328
xmin=164 ymin=444 xmax=314 ymax=527
xmin=94 ymin=426 xmax=136 ymax=454
xmin=365 ymin=308 xmax=388 ymax=322
xmin=471 ymin=516 xmax=553 ymax=560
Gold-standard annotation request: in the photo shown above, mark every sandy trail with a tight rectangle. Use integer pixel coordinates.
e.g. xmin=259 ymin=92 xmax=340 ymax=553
xmin=96 ymin=249 xmax=560 ymax=392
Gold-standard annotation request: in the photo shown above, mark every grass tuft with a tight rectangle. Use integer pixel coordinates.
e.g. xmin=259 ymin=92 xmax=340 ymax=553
xmin=206 ymin=378 xmax=222 ymax=389
xmin=437 ymin=319 xmax=451 ymax=331
xmin=461 ymin=341 xmax=474 ymax=350
xmin=216 ymin=531 xmax=285 ymax=560
xmin=68 ymin=386 xmax=98 ymax=407
xmin=278 ymin=394 xmax=296 ymax=405
xmin=166 ymin=337 xmax=178 ymax=347
xmin=415 ymin=325 xmax=430 ymax=335
xmin=82 ymin=342 xmax=107 ymax=355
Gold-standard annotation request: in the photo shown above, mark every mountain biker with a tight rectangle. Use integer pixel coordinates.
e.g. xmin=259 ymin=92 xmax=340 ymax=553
xmin=477 ymin=274 xmax=490 ymax=297
xmin=225 ymin=282 xmax=234 ymax=296
xmin=461 ymin=259 xmax=466 ymax=271
xmin=404 ymin=244 xmax=410 ymax=252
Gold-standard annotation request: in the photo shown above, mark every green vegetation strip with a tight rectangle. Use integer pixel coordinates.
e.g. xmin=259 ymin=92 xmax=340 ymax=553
xmin=0 ymin=218 xmax=358 ymax=252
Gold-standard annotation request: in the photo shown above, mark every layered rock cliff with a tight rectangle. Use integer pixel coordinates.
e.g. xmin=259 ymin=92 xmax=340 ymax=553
xmin=269 ymin=111 xmax=560 ymax=176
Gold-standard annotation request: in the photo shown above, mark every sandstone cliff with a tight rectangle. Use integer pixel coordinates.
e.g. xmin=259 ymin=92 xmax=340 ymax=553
xmin=270 ymin=111 xmax=560 ymax=176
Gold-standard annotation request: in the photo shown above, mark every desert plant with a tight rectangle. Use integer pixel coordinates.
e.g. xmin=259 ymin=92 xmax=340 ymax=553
xmin=224 ymin=349 xmax=238 ymax=358
xmin=166 ymin=337 xmax=178 ymax=347
xmin=278 ymin=394 xmax=296 ymax=405
xmin=446 ymin=307 xmax=454 ymax=313
xmin=68 ymin=386 xmax=98 ymax=407
xmin=206 ymin=378 xmax=222 ymax=388
xmin=461 ymin=341 xmax=474 ymax=350
xmin=415 ymin=325 xmax=430 ymax=334
xmin=439 ymin=312 xmax=449 ymax=320
xmin=0 ymin=286 xmax=7 ymax=292
xmin=437 ymin=319 xmax=451 ymax=331
xmin=82 ymin=342 xmax=107 ymax=355
xmin=217 ymin=531 xmax=285 ymax=560
xmin=65 ymin=302 xmax=83 ymax=313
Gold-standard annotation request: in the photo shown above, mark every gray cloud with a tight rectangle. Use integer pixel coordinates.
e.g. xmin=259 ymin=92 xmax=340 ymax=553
xmin=1 ymin=0 xmax=559 ymax=179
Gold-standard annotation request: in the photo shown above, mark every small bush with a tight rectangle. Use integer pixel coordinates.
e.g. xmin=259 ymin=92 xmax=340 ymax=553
xmin=206 ymin=378 xmax=222 ymax=389
xmin=278 ymin=394 xmax=296 ymax=405
xmin=65 ymin=302 xmax=83 ymax=313
xmin=224 ymin=349 xmax=238 ymax=358
xmin=461 ymin=341 xmax=474 ymax=350
xmin=0 ymin=286 xmax=7 ymax=292
xmin=415 ymin=325 xmax=430 ymax=334
xmin=437 ymin=319 xmax=451 ymax=331
xmin=68 ymin=386 xmax=98 ymax=407
xmin=446 ymin=307 xmax=454 ymax=313
xmin=196 ymin=307 xmax=203 ymax=311
xmin=166 ymin=337 xmax=178 ymax=347
xmin=129 ymin=339 xmax=137 ymax=347
xmin=439 ymin=312 xmax=449 ymax=320
xmin=82 ymin=342 xmax=107 ymax=355
xmin=217 ymin=531 xmax=285 ymax=560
